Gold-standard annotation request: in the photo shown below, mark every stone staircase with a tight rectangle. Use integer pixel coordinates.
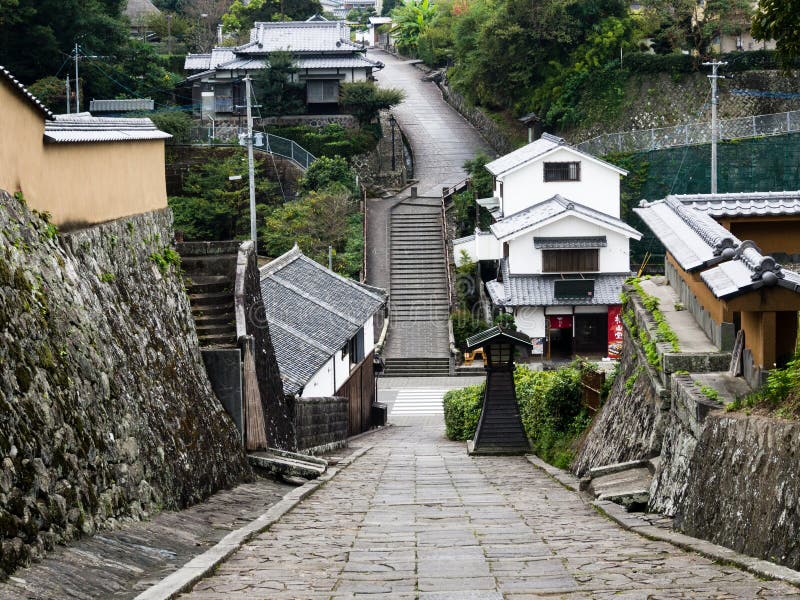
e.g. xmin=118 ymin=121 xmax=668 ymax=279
xmin=384 ymin=198 xmax=452 ymax=376
xmin=179 ymin=247 xmax=238 ymax=348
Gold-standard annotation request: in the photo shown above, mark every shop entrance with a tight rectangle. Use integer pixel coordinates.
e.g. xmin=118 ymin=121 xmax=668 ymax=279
xmin=548 ymin=316 xmax=573 ymax=358
xmin=574 ymin=313 xmax=608 ymax=355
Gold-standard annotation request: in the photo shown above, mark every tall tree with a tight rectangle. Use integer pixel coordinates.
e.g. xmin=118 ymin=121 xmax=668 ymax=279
xmin=222 ymin=0 xmax=322 ymax=37
xmin=0 ymin=0 xmax=127 ymax=84
xmin=752 ymin=0 xmax=800 ymax=64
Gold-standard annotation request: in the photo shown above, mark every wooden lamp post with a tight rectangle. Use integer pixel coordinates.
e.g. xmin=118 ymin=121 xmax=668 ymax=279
xmin=465 ymin=326 xmax=533 ymax=455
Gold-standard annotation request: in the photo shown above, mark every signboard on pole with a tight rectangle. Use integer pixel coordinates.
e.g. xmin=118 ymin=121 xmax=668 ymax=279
xmin=607 ymin=305 xmax=623 ymax=359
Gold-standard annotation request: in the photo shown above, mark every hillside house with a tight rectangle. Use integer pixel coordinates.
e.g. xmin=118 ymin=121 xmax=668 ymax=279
xmin=636 ymin=196 xmax=800 ymax=387
xmin=260 ymin=246 xmax=387 ymax=435
xmin=454 ymin=134 xmax=641 ymax=358
xmin=184 ymin=21 xmax=383 ymax=117
xmin=0 ymin=66 xmax=170 ymax=227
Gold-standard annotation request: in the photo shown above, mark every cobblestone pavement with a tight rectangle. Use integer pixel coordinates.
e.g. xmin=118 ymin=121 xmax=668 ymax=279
xmin=181 ymin=417 xmax=800 ymax=599
xmin=369 ymin=50 xmax=493 ymax=197
xmin=0 ymin=478 xmax=292 ymax=599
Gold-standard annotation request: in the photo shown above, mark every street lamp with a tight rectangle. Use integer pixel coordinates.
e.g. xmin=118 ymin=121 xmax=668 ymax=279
xmin=389 ymin=114 xmax=397 ymax=171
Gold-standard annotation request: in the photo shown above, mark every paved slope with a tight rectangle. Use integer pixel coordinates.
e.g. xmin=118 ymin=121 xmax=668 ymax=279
xmin=181 ymin=414 xmax=799 ymax=599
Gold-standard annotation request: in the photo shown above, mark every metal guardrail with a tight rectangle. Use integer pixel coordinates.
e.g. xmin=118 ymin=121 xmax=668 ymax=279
xmin=189 ymin=126 xmax=316 ymax=170
xmin=577 ymin=108 xmax=800 ymax=156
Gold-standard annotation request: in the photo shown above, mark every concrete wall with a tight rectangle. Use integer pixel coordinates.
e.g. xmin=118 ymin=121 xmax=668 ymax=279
xmin=499 ymin=147 xmax=622 ymax=218
xmin=506 ymin=216 xmax=631 ymax=275
xmin=0 ymin=193 xmax=249 ymax=577
xmin=0 ymin=80 xmax=168 ymax=228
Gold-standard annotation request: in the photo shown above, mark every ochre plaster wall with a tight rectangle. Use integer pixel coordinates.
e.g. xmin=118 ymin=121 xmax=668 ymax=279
xmin=0 ymin=80 xmax=167 ymax=227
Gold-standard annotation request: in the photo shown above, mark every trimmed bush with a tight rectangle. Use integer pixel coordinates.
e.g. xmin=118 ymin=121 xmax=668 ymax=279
xmin=443 ymin=383 xmax=484 ymax=440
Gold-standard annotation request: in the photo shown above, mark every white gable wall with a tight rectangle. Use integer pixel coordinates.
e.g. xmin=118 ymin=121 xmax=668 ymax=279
xmin=301 ymin=314 xmax=376 ymax=398
xmin=506 ymin=215 xmax=631 ymax=276
xmin=497 ymin=147 xmax=622 ymax=219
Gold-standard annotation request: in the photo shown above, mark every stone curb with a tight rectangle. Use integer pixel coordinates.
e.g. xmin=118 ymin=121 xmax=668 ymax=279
xmin=133 ymin=445 xmax=374 ymax=600
xmin=525 ymin=454 xmax=800 ymax=588
xmin=594 ymin=500 xmax=800 ymax=588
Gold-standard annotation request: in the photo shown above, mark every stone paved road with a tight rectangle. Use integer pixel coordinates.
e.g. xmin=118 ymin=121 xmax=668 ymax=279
xmin=369 ymin=50 xmax=493 ymax=199
xmin=181 ymin=415 xmax=799 ymax=599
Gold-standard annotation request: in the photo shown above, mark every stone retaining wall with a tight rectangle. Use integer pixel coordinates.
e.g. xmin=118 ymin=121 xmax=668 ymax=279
xmin=572 ymin=326 xmax=669 ymax=476
xmin=674 ymin=413 xmax=800 ymax=570
xmin=294 ymin=397 xmax=349 ymax=452
xmin=0 ymin=192 xmax=249 ymax=578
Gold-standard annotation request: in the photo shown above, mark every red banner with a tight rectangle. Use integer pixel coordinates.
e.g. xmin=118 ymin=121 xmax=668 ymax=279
xmin=549 ymin=315 xmax=572 ymax=329
xmin=608 ymin=305 xmax=624 ymax=359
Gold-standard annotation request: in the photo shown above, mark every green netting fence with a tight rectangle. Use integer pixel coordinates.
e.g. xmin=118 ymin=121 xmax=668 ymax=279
xmin=607 ymin=132 xmax=800 ymax=269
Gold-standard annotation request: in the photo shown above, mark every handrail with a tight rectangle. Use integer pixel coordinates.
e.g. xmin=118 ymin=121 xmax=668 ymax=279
xmin=189 ymin=126 xmax=317 ymax=170
xmin=576 ymin=108 xmax=800 ymax=156
xmin=442 ymin=177 xmax=470 ymax=201
xmin=441 ymin=189 xmax=454 ymax=310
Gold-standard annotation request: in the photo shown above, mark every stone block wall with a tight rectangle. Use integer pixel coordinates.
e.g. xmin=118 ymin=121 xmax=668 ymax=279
xmin=294 ymin=397 xmax=349 ymax=453
xmin=0 ymin=192 xmax=249 ymax=578
xmin=572 ymin=327 xmax=669 ymax=476
xmin=673 ymin=413 xmax=800 ymax=570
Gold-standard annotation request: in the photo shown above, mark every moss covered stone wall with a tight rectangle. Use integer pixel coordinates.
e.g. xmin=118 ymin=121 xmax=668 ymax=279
xmin=0 ymin=191 xmax=250 ymax=578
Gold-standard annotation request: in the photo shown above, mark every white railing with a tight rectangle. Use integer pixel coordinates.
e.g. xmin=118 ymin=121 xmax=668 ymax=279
xmin=577 ymin=109 xmax=800 ymax=156
xmin=189 ymin=125 xmax=316 ymax=170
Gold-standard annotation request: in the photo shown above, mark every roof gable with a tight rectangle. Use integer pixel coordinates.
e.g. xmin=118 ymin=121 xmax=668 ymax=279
xmin=485 ymin=133 xmax=628 ymax=178
xmin=490 ymin=195 xmax=641 ymax=242
xmin=259 ymin=246 xmax=386 ymax=394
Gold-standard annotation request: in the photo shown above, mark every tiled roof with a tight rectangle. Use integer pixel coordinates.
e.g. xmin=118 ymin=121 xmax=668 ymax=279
xmin=44 ymin=114 xmax=171 ymax=143
xmin=0 ymin=65 xmax=54 ymax=119
xmin=634 ymin=197 xmax=740 ymax=272
xmin=184 ymin=53 xmax=213 ymax=71
xmin=533 ymin=236 xmax=607 ymax=249
xmin=490 ymin=195 xmax=641 ymax=241
xmin=259 ymin=246 xmax=386 ymax=395
xmin=489 ymin=259 xmax=629 ymax=306
xmin=674 ymin=191 xmax=800 ymax=218
xmin=485 ymin=132 xmax=627 ymax=177
xmin=453 ymin=234 xmax=475 ymax=244
xmin=295 ymin=55 xmax=382 ymax=69
xmin=89 ymin=99 xmax=154 ymax=112
xmin=242 ymin=21 xmax=361 ymax=54
xmin=465 ymin=326 xmax=532 ymax=350
xmin=701 ymin=242 xmax=800 ymax=299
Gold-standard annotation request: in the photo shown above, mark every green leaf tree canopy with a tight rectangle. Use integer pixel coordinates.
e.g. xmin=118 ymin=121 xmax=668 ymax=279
xmin=752 ymin=0 xmax=800 ymax=65
xmin=339 ymin=81 xmax=405 ymax=126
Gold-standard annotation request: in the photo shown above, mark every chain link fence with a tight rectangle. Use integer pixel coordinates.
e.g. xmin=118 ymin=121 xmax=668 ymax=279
xmin=577 ymin=109 xmax=800 ymax=156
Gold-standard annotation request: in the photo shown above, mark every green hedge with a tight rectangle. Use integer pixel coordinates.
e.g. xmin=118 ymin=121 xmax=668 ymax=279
xmin=443 ymin=383 xmax=484 ymax=441
xmin=443 ymin=366 xmax=589 ymax=468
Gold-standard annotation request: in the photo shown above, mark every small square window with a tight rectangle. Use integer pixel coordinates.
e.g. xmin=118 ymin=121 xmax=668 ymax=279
xmin=544 ymin=162 xmax=580 ymax=182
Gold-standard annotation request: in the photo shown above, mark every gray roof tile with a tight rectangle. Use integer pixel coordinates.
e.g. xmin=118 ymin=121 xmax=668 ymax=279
xmin=485 ymin=132 xmax=627 ymax=177
xmin=89 ymin=99 xmax=154 ymax=112
xmin=44 ymin=114 xmax=171 ymax=143
xmin=701 ymin=242 xmax=800 ymax=299
xmin=533 ymin=236 xmax=607 ymax=249
xmin=490 ymin=195 xmax=641 ymax=241
xmin=465 ymin=326 xmax=532 ymax=350
xmin=490 ymin=259 xmax=629 ymax=306
xmin=634 ymin=197 xmax=740 ymax=272
xmin=259 ymin=246 xmax=386 ymax=394
xmin=244 ymin=21 xmax=361 ymax=53
xmin=674 ymin=191 xmax=800 ymax=218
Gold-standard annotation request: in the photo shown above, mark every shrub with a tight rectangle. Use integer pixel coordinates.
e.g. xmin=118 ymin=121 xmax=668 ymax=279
xmin=300 ymin=156 xmax=357 ymax=194
xmin=150 ymin=111 xmax=192 ymax=144
xmin=340 ymin=82 xmax=405 ymax=126
xmin=451 ymin=308 xmax=488 ymax=349
xmin=443 ymin=383 xmax=484 ymax=440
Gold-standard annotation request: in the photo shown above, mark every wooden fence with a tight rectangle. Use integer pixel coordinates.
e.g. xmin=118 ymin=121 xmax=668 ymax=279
xmin=336 ymin=351 xmax=375 ymax=436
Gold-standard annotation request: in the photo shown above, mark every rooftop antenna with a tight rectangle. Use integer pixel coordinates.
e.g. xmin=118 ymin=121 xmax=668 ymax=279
xmin=703 ymin=59 xmax=727 ymax=194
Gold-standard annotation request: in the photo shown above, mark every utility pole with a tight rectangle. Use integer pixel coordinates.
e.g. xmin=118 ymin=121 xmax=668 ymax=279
xmin=245 ymin=75 xmax=257 ymax=251
xmin=74 ymin=43 xmax=80 ymax=113
xmin=66 ymin=75 xmax=71 ymax=114
xmin=703 ymin=59 xmax=727 ymax=194
xmin=167 ymin=14 xmax=173 ymax=56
